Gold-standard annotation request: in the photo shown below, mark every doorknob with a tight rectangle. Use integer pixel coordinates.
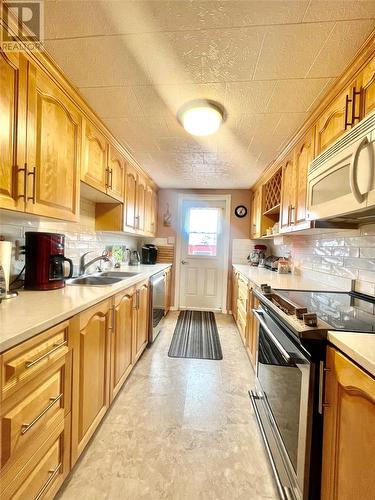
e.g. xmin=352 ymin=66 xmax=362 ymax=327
xmin=181 ymin=260 xmax=188 ymax=264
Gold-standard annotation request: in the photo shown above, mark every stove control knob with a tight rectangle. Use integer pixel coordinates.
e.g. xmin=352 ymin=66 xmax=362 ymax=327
xmin=260 ymin=284 xmax=271 ymax=294
xmin=295 ymin=307 xmax=308 ymax=320
xmin=303 ymin=313 xmax=318 ymax=327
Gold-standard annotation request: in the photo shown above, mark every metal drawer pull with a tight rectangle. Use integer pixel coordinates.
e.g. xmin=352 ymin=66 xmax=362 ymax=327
xmin=252 ymin=309 xmax=292 ymax=363
xmin=21 ymin=393 xmax=63 ymax=435
xmin=34 ymin=463 xmax=62 ymax=500
xmin=25 ymin=340 xmax=68 ymax=369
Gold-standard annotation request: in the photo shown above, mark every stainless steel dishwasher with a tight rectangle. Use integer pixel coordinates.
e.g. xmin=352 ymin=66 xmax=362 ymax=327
xmin=149 ymin=271 xmax=166 ymax=343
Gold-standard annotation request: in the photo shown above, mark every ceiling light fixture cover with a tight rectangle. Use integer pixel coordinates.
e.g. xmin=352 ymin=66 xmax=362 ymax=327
xmin=178 ymin=100 xmax=225 ymax=136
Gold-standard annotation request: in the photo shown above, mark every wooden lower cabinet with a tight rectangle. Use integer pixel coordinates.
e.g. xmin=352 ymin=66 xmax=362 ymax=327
xmin=2 ymin=414 xmax=71 ymax=500
xmin=110 ymin=287 xmax=135 ymax=402
xmin=133 ymin=282 xmax=149 ymax=363
xmin=246 ymin=292 xmax=259 ymax=368
xmin=321 ymin=347 xmax=375 ymax=500
xmin=164 ymin=267 xmax=172 ymax=315
xmin=232 ymin=269 xmax=258 ymax=370
xmin=231 ymin=270 xmax=239 ymax=320
xmin=70 ymin=299 xmax=112 ymax=465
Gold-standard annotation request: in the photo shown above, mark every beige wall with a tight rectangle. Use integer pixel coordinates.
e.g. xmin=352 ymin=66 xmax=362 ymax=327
xmin=156 ymin=189 xmax=251 ymax=309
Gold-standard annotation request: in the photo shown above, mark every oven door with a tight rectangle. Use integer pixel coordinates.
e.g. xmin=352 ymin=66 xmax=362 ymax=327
xmin=250 ymin=307 xmax=313 ymax=500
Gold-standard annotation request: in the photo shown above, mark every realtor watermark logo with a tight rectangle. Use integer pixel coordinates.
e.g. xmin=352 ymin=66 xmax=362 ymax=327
xmin=1 ymin=1 xmax=44 ymax=52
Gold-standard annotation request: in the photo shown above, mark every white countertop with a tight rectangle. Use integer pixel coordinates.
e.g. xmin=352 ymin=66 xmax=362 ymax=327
xmin=328 ymin=332 xmax=375 ymax=378
xmin=0 ymin=264 xmax=172 ymax=353
xmin=232 ymin=264 xmax=345 ymax=291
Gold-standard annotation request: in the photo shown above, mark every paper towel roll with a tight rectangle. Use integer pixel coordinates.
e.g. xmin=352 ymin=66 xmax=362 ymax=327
xmin=0 ymin=241 xmax=12 ymax=294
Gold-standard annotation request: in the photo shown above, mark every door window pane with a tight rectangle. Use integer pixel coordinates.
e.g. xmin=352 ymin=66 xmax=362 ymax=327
xmin=187 ymin=208 xmax=219 ymax=256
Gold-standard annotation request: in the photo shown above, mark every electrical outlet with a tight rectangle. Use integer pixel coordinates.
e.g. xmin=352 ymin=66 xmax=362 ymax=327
xmin=15 ymin=240 xmax=25 ymax=261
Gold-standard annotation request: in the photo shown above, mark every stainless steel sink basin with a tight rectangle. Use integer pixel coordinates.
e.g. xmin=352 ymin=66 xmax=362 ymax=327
xmin=67 ymin=276 xmax=124 ymax=286
xmin=99 ymin=271 xmax=140 ymax=278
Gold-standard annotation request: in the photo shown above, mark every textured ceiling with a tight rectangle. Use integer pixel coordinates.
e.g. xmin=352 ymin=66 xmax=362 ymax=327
xmin=44 ymin=1 xmax=375 ymax=189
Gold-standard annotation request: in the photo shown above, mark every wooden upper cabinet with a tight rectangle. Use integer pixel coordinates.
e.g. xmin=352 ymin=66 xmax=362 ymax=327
xmin=315 ymin=83 xmax=360 ymax=155
xmin=107 ymin=145 xmax=124 ymax=202
xmin=359 ymin=55 xmax=375 ymax=118
xmin=321 ymin=347 xmax=375 ymax=500
xmin=136 ymin=174 xmax=147 ymax=233
xmin=124 ymin=163 xmax=138 ymax=232
xmin=26 ymin=63 xmax=80 ymax=221
xmin=250 ymin=187 xmax=261 ymax=238
xmin=144 ymin=183 xmax=157 ymax=235
xmin=71 ymin=299 xmax=111 ymax=464
xmin=81 ymin=120 xmax=108 ymax=193
xmin=0 ymin=50 xmax=27 ymax=212
xmin=293 ymin=130 xmax=314 ymax=225
xmin=111 ymin=288 xmax=134 ymax=402
xmin=280 ymin=156 xmax=295 ymax=230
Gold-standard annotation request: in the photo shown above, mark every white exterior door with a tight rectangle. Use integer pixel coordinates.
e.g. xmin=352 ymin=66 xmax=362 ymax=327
xmin=179 ymin=199 xmax=225 ymax=311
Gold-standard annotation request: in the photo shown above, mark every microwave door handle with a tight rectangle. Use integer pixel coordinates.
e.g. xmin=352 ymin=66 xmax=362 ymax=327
xmin=349 ymin=136 xmax=373 ymax=203
xmin=252 ymin=309 xmax=292 ymax=364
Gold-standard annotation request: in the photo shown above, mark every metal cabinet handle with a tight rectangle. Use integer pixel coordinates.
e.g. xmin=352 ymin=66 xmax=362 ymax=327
xmin=27 ymin=166 xmax=36 ymax=203
xmin=109 ymin=168 xmax=113 ymax=189
xmin=21 ymin=393 xmax=63 ymax=435
xmin=18 ymin=163 xmax=27 ymax=199
xmin=34 ymin=463 xmax=62 ymax=500
xmin=350 ymin=136 xmax=373 ymax=203
xmin=252 ymin=309 xmax=292 ymax=363
xmin=181 ymin=260 xmax=188 ymax=264
xmin=25 ymin=340 xmax=68 ymax=369
xmin=105 ymin=167 xmax=109 ymax=188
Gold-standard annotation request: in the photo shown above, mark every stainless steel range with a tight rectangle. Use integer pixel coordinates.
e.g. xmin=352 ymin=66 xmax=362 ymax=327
xmin=250 ymin=285 xmax=375 ymax=500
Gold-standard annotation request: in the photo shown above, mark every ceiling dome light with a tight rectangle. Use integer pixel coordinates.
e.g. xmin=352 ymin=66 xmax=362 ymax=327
xmin=178 ymin=100 xmax=225 ymax=137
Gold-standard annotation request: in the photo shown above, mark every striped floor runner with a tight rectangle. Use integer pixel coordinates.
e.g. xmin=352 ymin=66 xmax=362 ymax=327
xmin=168 ymin=310 xmax=223 ymax=360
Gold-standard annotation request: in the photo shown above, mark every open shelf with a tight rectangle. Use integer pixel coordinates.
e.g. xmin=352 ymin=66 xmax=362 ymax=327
xmin=263 ymin=203 xmax=280 ymax=217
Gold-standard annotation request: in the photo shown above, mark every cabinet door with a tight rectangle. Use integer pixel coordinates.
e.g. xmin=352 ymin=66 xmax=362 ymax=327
xmin=81 ymin=120 xmax=108 ymax=193
xmin=144 ymin=184 xmax=154 ymax=235
xmin=280 ymin=157 xmax=294 ymax=229
xmin=133 ymin=283 xmax=149 ymax=363
xmin=0 ymin=50 xmax=27 ymax=212
xmin=71 ymin=300 xmax=111 ymax=464
xmin=321 ymin=347 xmax=375 ymax=500
xmin=164 ymin=268 xmax=172 ymax=315
xmin=231 ymin=270 xmax=238 ymax=320
xmin=107 ymin=144 xmax=124 ymax=202
xmin=151 ymin=189 xmax=158 ymax=236
xmin=359 ymin=56 xmax=375 ymax=118
xmin=124 ymin=163 xmax=138 ymax=232
xmin=250 ymin=188 xmax=261 ymax=238
xmin=111 ymin=288 xmax=134 ymax=401
xmin=26 ymin=64 xmax=80 ymax=221
xmin=315 ymin=84 xmax=358 ymax=155
xmin=136 ymin=174 xmax=147 ymax=233
xmin=294 ymin=130 xmax=314 ymax=225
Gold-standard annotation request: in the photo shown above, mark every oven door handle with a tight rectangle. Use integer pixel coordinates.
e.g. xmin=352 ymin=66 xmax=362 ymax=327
xmin=252 ymin=309 xmax=292 ymax=364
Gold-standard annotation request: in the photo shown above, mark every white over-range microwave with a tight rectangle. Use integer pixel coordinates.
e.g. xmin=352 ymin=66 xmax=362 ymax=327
xmin=307 ymin=111 xmax=375 ymax=223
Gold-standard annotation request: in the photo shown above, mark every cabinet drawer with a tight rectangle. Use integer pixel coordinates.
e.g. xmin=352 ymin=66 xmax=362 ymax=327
xmin=2 ymin=414 xmax=70 ymax=500
xmin=1 ymin=353 xmax=71 ymax=469
xmin=1 ymin=322 xmax=70 ymax=401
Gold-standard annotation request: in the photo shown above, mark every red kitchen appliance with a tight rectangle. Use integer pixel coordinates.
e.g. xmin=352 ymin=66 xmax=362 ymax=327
xmin=24 ymin=232 xmax=73 ymax=290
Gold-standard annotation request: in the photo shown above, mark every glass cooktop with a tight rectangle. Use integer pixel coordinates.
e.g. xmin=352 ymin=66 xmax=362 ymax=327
xmin=276 ymin=290 xmax=375 ymax=333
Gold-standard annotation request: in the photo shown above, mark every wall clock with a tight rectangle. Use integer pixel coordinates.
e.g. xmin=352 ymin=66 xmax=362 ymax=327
xmin=234 ymin=205 xmax=247 ymax=218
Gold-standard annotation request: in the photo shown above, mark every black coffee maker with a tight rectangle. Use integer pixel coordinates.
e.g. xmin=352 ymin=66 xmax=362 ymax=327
xmin=141 ymin=244 xmax=158 ymax=265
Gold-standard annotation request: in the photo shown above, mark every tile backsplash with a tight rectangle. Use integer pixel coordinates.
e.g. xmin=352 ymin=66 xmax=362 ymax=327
xmin=269 ymin=224 xmax=375 ymax=295
xmin=0 ymin=199 xmax=139 ymax=277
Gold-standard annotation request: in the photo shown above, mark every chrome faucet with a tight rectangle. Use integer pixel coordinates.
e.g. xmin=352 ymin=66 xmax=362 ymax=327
xmin=79 ymin=252 xmax=111 ymax=276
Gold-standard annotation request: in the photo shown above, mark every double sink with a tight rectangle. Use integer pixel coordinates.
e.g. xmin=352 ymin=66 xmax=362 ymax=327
xmin=67 ymin=271 xmax=141 ymax=286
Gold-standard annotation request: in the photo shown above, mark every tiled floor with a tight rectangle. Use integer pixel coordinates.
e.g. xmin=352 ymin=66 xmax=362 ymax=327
xmin=58 ymin=312 xmax=278 ymax=500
